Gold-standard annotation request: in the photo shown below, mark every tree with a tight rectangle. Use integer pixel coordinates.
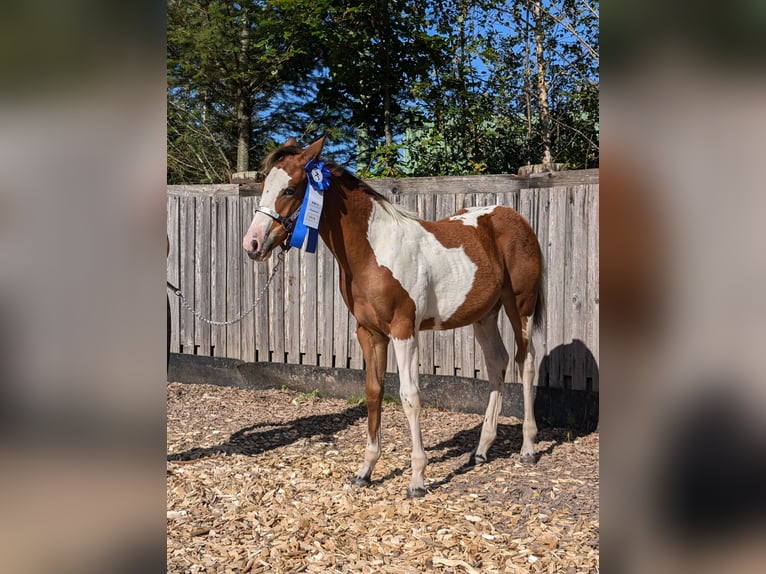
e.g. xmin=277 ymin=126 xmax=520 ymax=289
xmin=489 ymin=0 xmax=599 ymax=169
xmin=166 ymin=0 xmax=598 ymax=182
xmin=310 ymin=0 xmax=448 ymax=175
xmin=404 ymin=0 xmax=498 ymax=175
xmin=401 ymin=0 xmax=598 ymax=175
xmin=167 ymin=0 xmax=328 ymax=182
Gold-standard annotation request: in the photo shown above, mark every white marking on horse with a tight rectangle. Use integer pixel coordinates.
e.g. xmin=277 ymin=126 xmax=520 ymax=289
xmin=366 ymin=201 xmax=477 ymax=327
xmin=391 ymin=335 xmax=426 ymax=495
xmin=243 ymin=167 xmax=291 ymax=251
xmin=449 ymin=205 xmax=498 ymax=227
xmin=257 ymin=167 xmax=291 ymax=213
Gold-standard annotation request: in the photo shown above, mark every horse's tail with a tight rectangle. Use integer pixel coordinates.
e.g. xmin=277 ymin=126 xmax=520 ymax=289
xmin=531 ymin=258 xmax=546 ymax=334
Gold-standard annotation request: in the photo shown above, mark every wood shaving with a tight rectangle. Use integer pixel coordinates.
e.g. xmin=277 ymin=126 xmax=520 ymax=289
xmin=167 ymin=382 xmax=599 ymax=573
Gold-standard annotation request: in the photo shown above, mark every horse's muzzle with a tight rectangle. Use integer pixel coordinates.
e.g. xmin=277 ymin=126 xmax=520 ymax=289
xmin=245 ymin=237 xmax=277 ymax=262
xmin=246 ymin=246 xmax=271 ymax=262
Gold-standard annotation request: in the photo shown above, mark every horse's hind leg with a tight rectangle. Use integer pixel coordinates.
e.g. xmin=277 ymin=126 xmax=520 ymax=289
xmin=353 ymin=326 xmax=389 ymax=487
xmin=519 ymin=317 xmax=538 ymax=463
xmin=472 ymin=305 xmax=510 ymax=464
xmin=501 ymin=292 xmax=538 ymax=463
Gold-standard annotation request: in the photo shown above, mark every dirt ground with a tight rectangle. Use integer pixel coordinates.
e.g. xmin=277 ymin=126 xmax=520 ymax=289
xmin=167 ymin=382 xmax=599 ymax=573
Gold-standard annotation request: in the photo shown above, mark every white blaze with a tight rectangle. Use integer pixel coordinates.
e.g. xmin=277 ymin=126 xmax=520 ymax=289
xmin=244 ymin=167 xmax=291 ymax=251
xmin=449 ymin=205 xmax=498 ymax=227
xmin=367 ymin=202 xmax=477 ymax=327
xmin=257 ymin=167 xmax=291 ymax=212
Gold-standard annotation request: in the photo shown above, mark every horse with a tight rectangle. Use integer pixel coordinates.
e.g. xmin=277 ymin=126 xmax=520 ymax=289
xmin=243 ymin=136 xmax=545 ymax=498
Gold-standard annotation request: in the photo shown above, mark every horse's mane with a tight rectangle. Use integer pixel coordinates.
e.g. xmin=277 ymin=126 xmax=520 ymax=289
xmin=262 ymin=145 xmax=303 ymax=173
xmin=263 ymin=145 xmax=419 ymax=222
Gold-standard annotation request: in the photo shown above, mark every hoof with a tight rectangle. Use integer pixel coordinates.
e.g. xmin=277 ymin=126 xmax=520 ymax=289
xmin=520 ymin=452 xmax=537 ymax=465
xmin=352 ymin=475 xmax=371 ymax=487
xmin=468 ymin=451 xmax=488 ymax=467
xmin=406 ymin=487 xmax=427 ymax=499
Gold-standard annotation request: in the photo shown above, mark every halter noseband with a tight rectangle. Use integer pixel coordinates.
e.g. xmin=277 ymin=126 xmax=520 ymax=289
xmin=254 ymin=205 xmax=300 ymax=251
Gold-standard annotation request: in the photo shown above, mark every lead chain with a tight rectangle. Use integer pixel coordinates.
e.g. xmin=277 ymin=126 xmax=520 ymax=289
xmin=169 ymin=252 xmax=284 ymax=326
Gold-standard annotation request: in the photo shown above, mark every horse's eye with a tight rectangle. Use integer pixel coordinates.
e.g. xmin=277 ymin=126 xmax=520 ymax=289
xmin=283 ymin=186 xmax=296 ymax=197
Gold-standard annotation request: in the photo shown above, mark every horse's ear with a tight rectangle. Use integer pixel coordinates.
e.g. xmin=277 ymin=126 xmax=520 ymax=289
xmin=285 ymin=136 xmax=298 ymax=147
xmin=303 ymin=135 xmax=327 ymax=161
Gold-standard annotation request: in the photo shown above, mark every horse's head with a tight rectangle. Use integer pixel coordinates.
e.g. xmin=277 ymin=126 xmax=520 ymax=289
xmin=243 ymin=135 xmax=326 ymax=261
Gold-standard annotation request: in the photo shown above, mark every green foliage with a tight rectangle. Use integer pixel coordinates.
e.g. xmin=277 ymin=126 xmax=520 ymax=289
xmin=311 ymin=0 xmax=449 ymax=171
xmin=167 ymin=0 xmax=598 ymax=182
xmin=408 ymin=0 xmax=600 ymax=174
xmin=346 ymin=392 xmax=398 ymax=405
xmin=346 ymin=394 xmax=366 ymax=405
xmin=383 ymin=394 xmax=399 ymax=405
xmin=482 ymin=0 xmax=599 ymax=170
xmin=357 ymin=143 xmax=407 ymax=179
xmin=167 ymin=0 xmax=332 ymax=182
xmin=294 ymin=388 xmax=321 ymax=403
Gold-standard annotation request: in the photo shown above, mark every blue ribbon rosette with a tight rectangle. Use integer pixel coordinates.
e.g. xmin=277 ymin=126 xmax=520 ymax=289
xmin=289 ymin=160 xmax=331 ymax=253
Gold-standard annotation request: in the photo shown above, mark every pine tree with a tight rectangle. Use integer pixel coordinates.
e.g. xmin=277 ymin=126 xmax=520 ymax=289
xmin=167 ymin=0 xmax=329 ymax=182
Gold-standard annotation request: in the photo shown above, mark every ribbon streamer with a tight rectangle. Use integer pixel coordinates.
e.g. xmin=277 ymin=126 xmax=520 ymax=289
xmin=289 ymin=160 xmax=330 ymax=253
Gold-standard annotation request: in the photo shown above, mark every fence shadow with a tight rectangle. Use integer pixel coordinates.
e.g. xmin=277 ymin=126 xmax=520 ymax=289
xmin=535 ymin=338 xmax=599 ymax=434
xmin=167 ymin=404 xmax=367 ymax=462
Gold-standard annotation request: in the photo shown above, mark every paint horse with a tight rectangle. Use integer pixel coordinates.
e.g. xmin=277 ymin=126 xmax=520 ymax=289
xmin=243 ymin=136 xmax=545 ymax=498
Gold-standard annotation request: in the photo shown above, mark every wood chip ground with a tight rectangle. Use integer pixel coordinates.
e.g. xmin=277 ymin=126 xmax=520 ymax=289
xmin=167 ymin=382 xmax=599 ymax=573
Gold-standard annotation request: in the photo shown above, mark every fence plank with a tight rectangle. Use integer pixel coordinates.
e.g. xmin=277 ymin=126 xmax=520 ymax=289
xmin=284 ymin=249 xmax=301 ymax=364
xmin=167 ymin=195 xmax=180 ymax=354
xmin=333 ymin=258 xmax=349 ymax=369
xmin=367 ymin=170 xmax=599 ymax=196
xmin=586 ymin=186 xmax=599 ymax=392
xmin=568 ymin=186 xmax=589 ymax=390
xmin=533 ymin=187 xmax=551 ymax=383
xmin=225 ymin=196 xmax=241 ymax=359
xmin=241 ymin=199 xmax=259 ymax=362
xmin=268 ymin=244 xmax=285 ymax=363
xmin=180 ymin=196 xmax=196 ymax=354
xmin=195 ymin=197 xmax=212 ymax=356
xmin=211 ymin=195 xmax=227 ymax=357
xmin=300 ymin=246 xmax=318 ymax=365
xmin=317 ymin=243 xmax=335 ymax=367
xmin=560 ymin=187 xmax=576 ymax=390
xmin=546 ymin=187 xmax=568 ymax=388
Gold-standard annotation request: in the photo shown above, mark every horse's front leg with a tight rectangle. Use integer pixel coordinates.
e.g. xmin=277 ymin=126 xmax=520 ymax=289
xmin=353 ymin=326 xmax=389 ymax=487
xmin=392 ymin=335 xmax=427 ymax=498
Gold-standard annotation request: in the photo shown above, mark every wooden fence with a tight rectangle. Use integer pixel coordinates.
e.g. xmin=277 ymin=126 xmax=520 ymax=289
xmin=167 ymin=169 xmax=599 ymax=392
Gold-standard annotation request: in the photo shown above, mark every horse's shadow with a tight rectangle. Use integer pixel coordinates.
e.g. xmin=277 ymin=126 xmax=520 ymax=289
xmin=167 ymin=404 xmax=367 ymax=462
xmin=535 ymin=339 xmax=600 ymax=433
xmin=168 ymin=402 xmax=569 ymax=494
xmin=170 ymin=337 xmax=598 ymax=492
xmin=375 ymin=421 xmax=571 ymax=491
